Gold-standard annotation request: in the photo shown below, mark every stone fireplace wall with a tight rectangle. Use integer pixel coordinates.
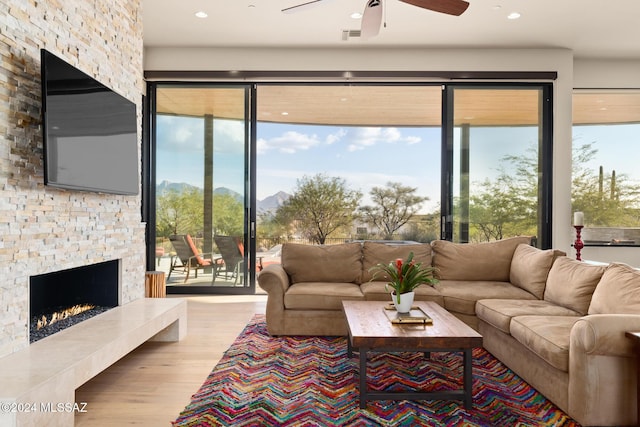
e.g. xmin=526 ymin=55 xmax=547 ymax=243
xmin=0 ymin=0 xmax=145 ymax=357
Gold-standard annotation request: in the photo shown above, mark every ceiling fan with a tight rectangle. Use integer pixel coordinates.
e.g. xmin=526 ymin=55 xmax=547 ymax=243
xmin=282 ymin=0 xmax=470 ymax=38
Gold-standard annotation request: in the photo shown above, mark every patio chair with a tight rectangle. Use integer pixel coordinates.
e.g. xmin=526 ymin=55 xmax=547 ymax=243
xmin=167 ymin=234 xmax=216 ymax=283
xmin=213 ymin=235 xmax=245 ymax=285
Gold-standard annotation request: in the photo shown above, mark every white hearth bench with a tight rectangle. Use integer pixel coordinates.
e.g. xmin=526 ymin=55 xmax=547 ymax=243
xmin=0 ymin=298 xmax=187 ymax=427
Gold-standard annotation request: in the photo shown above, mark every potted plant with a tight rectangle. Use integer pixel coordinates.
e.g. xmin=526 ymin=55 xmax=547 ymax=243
xmin=369 ymin=251 xmax=438 ymax=312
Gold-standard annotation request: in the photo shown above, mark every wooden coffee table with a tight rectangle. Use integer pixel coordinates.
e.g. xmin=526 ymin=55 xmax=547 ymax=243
xmin=342 ymin=300 xmax=483 ymax=409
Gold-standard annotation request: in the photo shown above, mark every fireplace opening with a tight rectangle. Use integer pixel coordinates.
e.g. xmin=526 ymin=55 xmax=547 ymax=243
xmin=29 ymin=260 xmax=119 ymax=343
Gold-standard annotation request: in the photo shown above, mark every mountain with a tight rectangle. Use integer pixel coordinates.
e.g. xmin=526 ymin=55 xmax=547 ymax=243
xmin=156 ymin=181 xmax=289 ymax=213
xmin=258 ymin=191 xmax=290 ymax=214
xmin=156 ymin=180 xmax=199 ymax=194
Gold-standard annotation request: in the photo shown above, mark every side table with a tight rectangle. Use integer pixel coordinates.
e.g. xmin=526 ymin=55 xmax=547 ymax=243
xmin=145 ymin=271 xmax=166 ymax=298
xmin=625 ymin=331 xmax=640 ymax=426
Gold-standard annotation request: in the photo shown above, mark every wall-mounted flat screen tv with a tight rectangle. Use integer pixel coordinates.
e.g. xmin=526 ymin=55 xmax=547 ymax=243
xmin=41 ymin=49 xmax=139 ymax=195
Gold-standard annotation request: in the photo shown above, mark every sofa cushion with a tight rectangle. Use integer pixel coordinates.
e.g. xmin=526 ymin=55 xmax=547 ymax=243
xmin=284 ymin=282 xmax=364 ymax=310
xmin=476 ymin=299 xmax=580 ymax=334
xmin=544 ymin=257 xmax=606 ymax=315
xmin=281 ymin=242 xmax=363 ymax=284
xmin=433 ymin=280 xmax=537 ymax=315
xmin=431 ymin=236 xmax=532 ymax=281
xmin=510 ymin=315 xmax=580 ymax=372
xmin=589 ymin=263 xmax=640 ymax=314
xmin=509 ymin=244 xmax=565 ymax=299
xmin=361 ymin=242 xmax=432 ymax=283
xmin=360 ymin=280 xmax=444 ymax=304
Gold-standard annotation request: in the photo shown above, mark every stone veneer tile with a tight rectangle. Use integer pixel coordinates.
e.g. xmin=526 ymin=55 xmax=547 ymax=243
xmin=0 ymin=0 xmax=144 ymax=358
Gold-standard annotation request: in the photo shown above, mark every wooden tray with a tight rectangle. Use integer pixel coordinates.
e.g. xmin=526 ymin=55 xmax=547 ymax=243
xmin=383 ymin=305 xmax=433 ymax=325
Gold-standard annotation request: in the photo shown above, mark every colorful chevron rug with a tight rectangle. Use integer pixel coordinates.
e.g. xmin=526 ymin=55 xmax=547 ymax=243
xmin=173 ymin=315 xmax=579 ymax=427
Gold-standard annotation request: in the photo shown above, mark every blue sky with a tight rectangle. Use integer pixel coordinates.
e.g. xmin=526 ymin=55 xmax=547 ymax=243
xmin=573 ymin=123 xmax=640 ymax=177
xmin=256 ymin=122 xmax=441 ymax=211
xmin=156 ymin=115 xmax=640 ymax=214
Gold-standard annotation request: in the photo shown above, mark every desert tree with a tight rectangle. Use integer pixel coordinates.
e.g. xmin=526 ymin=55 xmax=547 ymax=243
xmin=359 ymin=182 xmax=428 ymax=240
xmin=156 ymin=187 xmax=204 ymax=237
xmin=276 ymin=174 xmax=361 ymax=244
xmin=212 ymin=193 xmax=244 ymax=236
xmin=572 ymin=141 xmax=640 ymax=226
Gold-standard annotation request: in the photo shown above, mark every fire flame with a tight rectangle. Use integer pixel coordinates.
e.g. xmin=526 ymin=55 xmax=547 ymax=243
xmin=36 ymin=304 xmax=96 ymax=330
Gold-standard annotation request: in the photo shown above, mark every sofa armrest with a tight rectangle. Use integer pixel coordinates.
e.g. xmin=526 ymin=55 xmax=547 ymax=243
xmin=257 ymin=264 xmax=290 ymax=297
xmin=571 ymin=314 xmax=640 ymax=357
xmin=568 ymin=314 xmax=640 ymax=426
xmin=257 ymin=264 xmax=291 ymax=336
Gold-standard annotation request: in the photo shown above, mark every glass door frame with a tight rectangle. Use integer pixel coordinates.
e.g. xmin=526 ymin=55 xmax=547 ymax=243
xmin=440 ymin=83 xmax=553 ymax=248
xmin=143 ymin=80 xmax=555 ymax=293
xmin=143 ymin=82 xmax=258 ymax=295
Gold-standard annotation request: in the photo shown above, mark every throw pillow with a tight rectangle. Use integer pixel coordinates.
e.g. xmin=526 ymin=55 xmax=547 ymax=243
xmin=361 ymin=242 xmax=432 ymax=283
xmin=281 ymin=242 xmax=362 ymax=284
xmin=431 ymin=236 xmax=532 ymax=281
xmin=544 ymin=256 xmax=606 ymax=315
xmin=510 ymin=244 xmax=565 ymax=299
xmin=589 ymin=263 xmax=640 ymax=314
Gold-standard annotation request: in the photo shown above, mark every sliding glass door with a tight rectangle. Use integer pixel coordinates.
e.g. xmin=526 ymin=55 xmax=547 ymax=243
xmin=442 ymin=85 xmax=552 ymax=247
xmin=149 ymin=84 xmax=256 ymax=294
xmin=144 ymin=81 xmax=554 ymax=294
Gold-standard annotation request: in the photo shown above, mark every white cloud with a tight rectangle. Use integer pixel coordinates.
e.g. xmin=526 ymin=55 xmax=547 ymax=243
xmin=347 ymin=127 xmax=422 ymax=152
xmin=326 ymin=128 xmax=347 ymax=145
xmin=406 ymin=135 xmax=422 ymax=145
xmin=257 ymin=130 xmax=323 ymax=155
xmin=258 ymin=128 xmax=351 ymax=155
xmin=213 ymin=120 xmax=245 ymax=153
xmin=174 ymin=127 xmax=193 ymax=144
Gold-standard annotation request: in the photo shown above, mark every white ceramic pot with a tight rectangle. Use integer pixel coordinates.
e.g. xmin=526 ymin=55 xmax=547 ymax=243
xmin=391 ymin=291 xmax=415 ymax=313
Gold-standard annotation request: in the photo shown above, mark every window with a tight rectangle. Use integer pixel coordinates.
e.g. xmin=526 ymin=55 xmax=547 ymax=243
xmin=145 ymin=81 xmax=554 ymax=292
xmin=152 ymin=85 xmax=254 ymax=293
xmin=572 ymin=90 xmax=640 ymax=246
xmin=255 ymin=84 xmax=443 ymax=247
xmin=443 ymin=86 xmax=552 ymax=246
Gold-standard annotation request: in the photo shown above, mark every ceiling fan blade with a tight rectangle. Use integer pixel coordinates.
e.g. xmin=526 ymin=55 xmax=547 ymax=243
xmin=399 ymin=0 xmax=469 ymax=16
xmin=282 ymin=0 xmax=331 ymax=14
xmin=361 ymin=0 xmax=383 ymax=38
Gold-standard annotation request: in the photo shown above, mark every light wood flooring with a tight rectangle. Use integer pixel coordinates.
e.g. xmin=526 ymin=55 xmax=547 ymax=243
xmin=74 ymin=294 xmax=267 ymax=426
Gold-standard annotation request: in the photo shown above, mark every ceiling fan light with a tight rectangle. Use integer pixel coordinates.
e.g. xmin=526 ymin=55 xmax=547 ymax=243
xmin=361 ymin=0 xmax=383 ymax=38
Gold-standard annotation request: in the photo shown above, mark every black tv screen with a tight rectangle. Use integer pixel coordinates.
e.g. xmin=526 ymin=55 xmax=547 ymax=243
xmin=41 ymin=49 xmax=139 ymax=195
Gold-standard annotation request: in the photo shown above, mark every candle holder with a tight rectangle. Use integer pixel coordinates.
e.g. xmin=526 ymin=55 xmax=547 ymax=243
xmin=573 ymin=225 xmax=584 ymax=261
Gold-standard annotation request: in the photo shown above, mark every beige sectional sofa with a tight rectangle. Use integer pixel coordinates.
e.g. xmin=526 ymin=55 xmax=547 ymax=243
xmin=478 ymin=258 xmax=640 ymax=426
xmin=257 ymin=237 xmax=640 ymax=426
xmin=258 ymin=236 xmax=536 ymax=335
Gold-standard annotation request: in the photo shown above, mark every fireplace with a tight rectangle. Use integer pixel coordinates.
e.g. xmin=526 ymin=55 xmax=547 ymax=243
xmin=29 ymin=260 xmax=120 ymax=343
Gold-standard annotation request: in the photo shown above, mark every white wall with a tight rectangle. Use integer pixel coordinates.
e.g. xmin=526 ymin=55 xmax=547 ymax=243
xmin=144 ymin=47 xmax=640 ymax=265
xmin=574 ymin=59 xmax=640 ymax=88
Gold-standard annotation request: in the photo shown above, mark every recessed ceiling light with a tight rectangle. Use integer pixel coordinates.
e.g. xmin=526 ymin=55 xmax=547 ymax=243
xmin=195 ymin=11 xmax=208 ymax=18
xmin=507 ymin=12 xmax=521 ymax=20
xmin=351 ymin=12 xmax=362 ymax=19
xmin=281 ymin=112 xmax=289 ymax=116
